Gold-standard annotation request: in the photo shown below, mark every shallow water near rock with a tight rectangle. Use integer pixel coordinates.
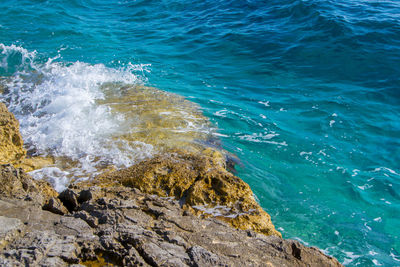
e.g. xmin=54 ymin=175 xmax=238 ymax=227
xmin=0 ymin=55 xmax=219 ymax=189
xmin=1 ymin=0 xmax=400 ymax=265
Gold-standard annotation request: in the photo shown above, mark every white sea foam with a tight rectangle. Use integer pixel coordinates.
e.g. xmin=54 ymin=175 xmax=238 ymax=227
xmin=372 ymin=259 xmax=382 ymax=266
xmin=351 ymin=169 xmax=360 ymax=177
xmin=0 ymin=43 xmax=37 ymax=70
xmin=373 ymin=217 xmax=382 ymax=222
xmin=239 ymin=132 xmax=277 ymax=141
xmin=237 ymin=132 xmax=288 ymax=147
xmin=390 ymin=251 xmax=400 ymax=262
xmin=212 ymin=132 xmax=229 ymax=138
xmin=1 ymin=44 xmax=155 ymax=190
xmin=364 ymin=222 xmax=372 ymax=231
xmin=258 ymin=101 xmax=270 ymax=107
xmin=358 ymin=183 xmax=372 ymax=190
xmin=214 ymin=109 xmax=228 ymax=117
xmin=369 ymin=251 xmax=378 ymax=256
xmin=373 ymin=167 xmax=400 ymax=176
xmin=342 ymin=251 xmax=361 ymax=265
xmin=29 ymin=167 xmax=70 ymax=192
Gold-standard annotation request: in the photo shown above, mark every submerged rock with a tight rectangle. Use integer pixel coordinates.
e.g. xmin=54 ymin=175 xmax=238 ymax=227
xmin=98 ymin=85 xmax=217 ymax=155
xmin=17 ymin=156 xmax=55 ymax=173
xmin=2 ymin=84 xmax=223 ymax=180
xmin=82 ymin=150 xmax=281 ymax=237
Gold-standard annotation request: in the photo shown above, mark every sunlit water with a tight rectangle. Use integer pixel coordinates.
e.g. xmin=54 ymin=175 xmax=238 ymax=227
xmin=1 ymin=0 xmax=399 ymax=265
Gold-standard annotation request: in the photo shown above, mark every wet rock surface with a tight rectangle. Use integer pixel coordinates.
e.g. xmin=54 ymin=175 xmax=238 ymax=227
xmin=0 ymin=165 xmax=342 ymax=266
xmin=99 ymin=85 xmax=216 ymax=155
xmin=0 ymin=102 xmax=53 ymax=172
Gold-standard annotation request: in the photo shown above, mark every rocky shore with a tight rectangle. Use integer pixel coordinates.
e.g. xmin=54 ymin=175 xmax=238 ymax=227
xmin=0 ymin=102 xmax=342 ymax=266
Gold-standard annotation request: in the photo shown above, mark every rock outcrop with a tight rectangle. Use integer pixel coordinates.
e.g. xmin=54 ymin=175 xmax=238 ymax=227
xmin=0 ymin=101 xmax=343 ymax=266
xmin=0 ymin=165 xmax=342 ymax=266
xmin=84 ymin=151 xmax=280 ymax=237
xmin=0 ymin=102 xmax=26 ymax=165
xmin=0 ymin=102 xmax=53 ymax=172
xmin=0 ymin=164 xmax=58 ymax=206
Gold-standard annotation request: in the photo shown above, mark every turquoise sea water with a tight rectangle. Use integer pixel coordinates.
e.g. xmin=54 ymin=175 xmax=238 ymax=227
xmin=1 ymin=0 xmax=399 ymax=265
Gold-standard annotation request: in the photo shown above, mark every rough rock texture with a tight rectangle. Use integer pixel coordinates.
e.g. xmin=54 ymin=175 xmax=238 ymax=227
xmin=0 ymin=164 xmax=58 ymax=206
xmin=0 ymin=216 xmax=23 ymax=250
xmin=0 ymin=102 xmax=54 ymax=172
xmin=0 ymin=167 xmax=342 ymax=266
xmin=0 ymin=103 xmax=343 ymax=266
xmin=84 ymin=151 xmax=281 ymax=237
xmin=0 ymin=102 xmax=26 ymax=165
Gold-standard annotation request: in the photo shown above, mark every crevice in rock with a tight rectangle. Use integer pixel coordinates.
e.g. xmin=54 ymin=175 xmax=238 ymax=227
xmin=130 ymin=241 xmax=158 ymax=267
xmin=178 ymin=174 xmax=202 ymax=208
xmin=80 ymin=250 xmax=123 ymax=267
xmin=163 ymin=219 xmax=194 ymax=233
xmin=58 ymin=189 xmax=79 ymax=213
xmin=291 ymin=242 xmax=302 ymax=260
xmin=142 ymin=208 xmax=159 ymax=220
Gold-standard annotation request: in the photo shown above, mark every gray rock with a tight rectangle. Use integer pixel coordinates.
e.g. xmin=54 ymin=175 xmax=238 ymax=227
xmin=58 ymin=189 xmax=79 ymax=212
xmin=0 ymin=256 xmax=22 ymax=266
xmin=0 ymin=216 xmax=23 ymax=249
xmin=43 ymin=197 xmax=68 ymax=215
xmin=0 ymin=169 xmax=342 ymax=267
xmin=78 ymin=189 xmax=93 ymax=203
xmin=188 ymin=246 xmax=228 ymax=267
xmin=74 ymin=210 xmax=99 ymax=228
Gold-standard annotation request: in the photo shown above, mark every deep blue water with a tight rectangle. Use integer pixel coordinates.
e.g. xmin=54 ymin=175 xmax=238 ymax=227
xmin=1 ymin=0 xmax=400 ymax=265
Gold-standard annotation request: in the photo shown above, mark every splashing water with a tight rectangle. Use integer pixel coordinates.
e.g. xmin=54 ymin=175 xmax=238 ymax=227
xmin=0 ymin=44 xmax=215 ymax=190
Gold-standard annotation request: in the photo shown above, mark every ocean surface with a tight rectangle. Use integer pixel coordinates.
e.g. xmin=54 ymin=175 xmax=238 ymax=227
xmin=1 ymin=0 xmax=399 ymax=265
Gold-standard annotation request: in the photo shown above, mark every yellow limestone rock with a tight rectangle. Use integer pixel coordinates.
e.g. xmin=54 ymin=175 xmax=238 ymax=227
xmin=0 ymin=102 xmax=53 ymax=171
xmin=18 ymin=157 xmax=55 ymax=172
xmin=84 ymin=149 xmax=281 ymax=237
xmin=1 ymin=85 xmax=279 ymax=237
xmin=0 ymin=103 xmax=26 ymax=165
